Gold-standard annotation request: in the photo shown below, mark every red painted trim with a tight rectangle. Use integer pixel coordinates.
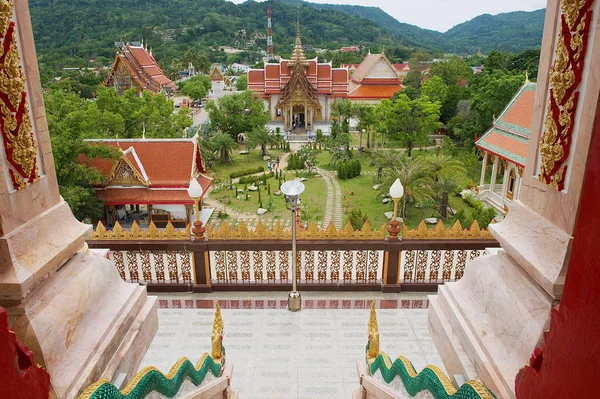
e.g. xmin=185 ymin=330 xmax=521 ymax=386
xmin=515 ymin=91 xmax=600 ymax=398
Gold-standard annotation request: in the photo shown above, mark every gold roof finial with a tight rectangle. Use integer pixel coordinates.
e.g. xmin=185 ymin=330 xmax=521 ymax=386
xmin=525 ymin=69 xmax=529 ymax=83
xmin=368 ymin=300 xmax=378 ymax=332
xmin=289 ymin=5 xmax=308 ymax=67
xmin=142 ymin=122 xmax=146 ymax=139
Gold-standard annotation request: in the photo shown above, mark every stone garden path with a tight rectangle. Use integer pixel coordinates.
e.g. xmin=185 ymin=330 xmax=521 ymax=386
xmin=318 ymin=168 xmax=343 ymax=229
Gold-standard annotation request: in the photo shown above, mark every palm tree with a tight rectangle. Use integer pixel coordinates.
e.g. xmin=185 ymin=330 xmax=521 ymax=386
xmin=373 ymin=149 xmax=403 ymax=178
xmin=354 ymin=105 xmax=375 ymax=155
xmin=210 ymin=133 xmax=239 ymax=164
xmin=425 ymin=154 xmax=467 ymax=182
xmin=380 ymin=158 xmax=432 ymax=219
xmin=434 ymin=174 xmax=459 ymax=219
xmin=331 ymin=99 xmax=353 ymax=134
xmin=248 ymin=126 xmax=277 ymax=157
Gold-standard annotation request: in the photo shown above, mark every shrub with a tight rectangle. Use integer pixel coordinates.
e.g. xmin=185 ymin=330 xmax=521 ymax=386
xmin=460 ymin=194 xmax=497 ymax=228
xmin=230 ymin=166 xmax=265 ymax=179
xmin=286 ymin=153 xmax=305 ymax=170
xmin=347 ymin=208 xmax=368 ymax=230
xmin=337 ymin=159 xmax=361 ymax=180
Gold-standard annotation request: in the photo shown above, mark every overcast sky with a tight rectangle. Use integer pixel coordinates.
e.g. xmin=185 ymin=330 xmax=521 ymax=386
xmin=229 ymin=0 xmax=547 ymax=32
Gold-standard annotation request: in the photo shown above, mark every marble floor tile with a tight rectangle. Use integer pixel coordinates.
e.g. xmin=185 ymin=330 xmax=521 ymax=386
xmin=140 ymin=292 xmax=444 ymax=398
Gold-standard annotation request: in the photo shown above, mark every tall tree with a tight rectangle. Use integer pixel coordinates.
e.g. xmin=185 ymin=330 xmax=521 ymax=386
xmin=206 ymin=90 xmax=269 ymax=139
xmin=376 ymin=94 xmax=442 ymax=157
xmin=434 ymin=174 xmax=459 ymax=219
xmin=45 ymin=89 xmax=121 ymax=220
xmin=247 ymin=126 xmax=277 ymax=157
xmin=180 ymin=75 xmax=212 ymax=102
xmin=427 ymin=58 xmax=473 ymax=86
xmin=380 ymin=158 xmax=432 ymax=219
xmin=354 ymin=104 xmax=375 ymax=153
xmin=209 ymin=133 xmax=239 ymax=164
xmin=235 ymin=74 xmax=248 ymax=91
xmin=425 ymin=154 xmax=466 ymax=182
xmin=420 ymin=76 xmax=448 ymax=104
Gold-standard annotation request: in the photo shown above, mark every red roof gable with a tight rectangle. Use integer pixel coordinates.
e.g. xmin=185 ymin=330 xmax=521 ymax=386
xmin=83 ymin=138 xmax=209 ymax=188
xmin=502 ymin=90 xmax=536 ymax=130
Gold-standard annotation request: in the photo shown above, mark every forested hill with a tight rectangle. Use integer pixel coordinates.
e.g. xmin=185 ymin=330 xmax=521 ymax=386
xmin=275 ymin=0 xmax=545 ymax=54
xmin=279 ymin=0 xmax=444 ymax=51
xmin=28 ymin=0 xmax=401 ymax=69
xmin=443 ymin=9 xmax=546 ymax=53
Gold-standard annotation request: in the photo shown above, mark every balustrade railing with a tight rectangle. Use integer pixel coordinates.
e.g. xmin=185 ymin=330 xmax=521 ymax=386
xmin=87 ymin=219 xmax=499 ymax=292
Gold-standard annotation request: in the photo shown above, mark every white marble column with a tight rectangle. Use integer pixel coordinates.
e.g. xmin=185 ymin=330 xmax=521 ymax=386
xmin=479 ymin=151 xmax=488 ymax=188
xmin=500 ymin=163 xmax=510 ymax=208
xmin=489 ymin=156 xmax=499 ymax=194
xmin=515 ymin=169 xmax=522 ymax=200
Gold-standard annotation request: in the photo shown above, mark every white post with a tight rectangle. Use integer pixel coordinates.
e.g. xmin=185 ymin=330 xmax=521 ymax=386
xmin=515 ymin=169 xmax=522 ymax=200
xmin=500 ymin=164 xmax=510 ymax=208
xmin=489 ymin=156 xmax=499 ymax=194
xmin=479 ymin=151 xmax=488 ymax=188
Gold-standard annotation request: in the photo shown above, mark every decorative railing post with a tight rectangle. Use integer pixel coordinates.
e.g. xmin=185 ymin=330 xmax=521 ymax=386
xmin=382 ymin=239 xmax=402 ymax=292
xmin=192 ymin=239 xmax=212 ymax=293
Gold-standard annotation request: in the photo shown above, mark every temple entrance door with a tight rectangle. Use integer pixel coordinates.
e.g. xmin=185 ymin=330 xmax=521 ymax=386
xmin=292 ymin=104 xmax=305 ymax=133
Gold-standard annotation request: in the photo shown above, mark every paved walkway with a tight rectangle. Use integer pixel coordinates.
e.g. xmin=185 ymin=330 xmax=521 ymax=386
xmin=140 ymin=292 xmax=444 ymax=399
xmin=318 ymin=168 xmax=343 ymax=229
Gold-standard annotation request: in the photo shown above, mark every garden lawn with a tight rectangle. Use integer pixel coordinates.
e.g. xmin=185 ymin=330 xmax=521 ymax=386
xmin=210 ymin=149 xmax=287 ymax=180
xmin=210 ymin=171 xmax=327 ymax=226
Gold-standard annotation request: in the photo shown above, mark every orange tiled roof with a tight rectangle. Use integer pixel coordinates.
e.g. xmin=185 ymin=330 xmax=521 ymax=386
xmin=501 ymin=90 xmax=536 ymax=131
xmin=83 ymin=138 xmax=208 ymax=187
xmin=476 ymin=82 xmax=536 ymax=166
xmin=348 ymin=84 xmax=401 ymax=99
xmin=96 ymin=177 xmax=211 ymax=205
xmin=108 ymin=44 xmax=176 ymax=94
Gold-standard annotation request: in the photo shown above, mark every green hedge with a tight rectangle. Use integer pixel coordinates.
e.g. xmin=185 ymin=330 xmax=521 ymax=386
xmin=230 ymin=166 xmax=264 ymax=179
xmin=457 ymin=194 xmax=497 ymax=228
xmin=337 ymin=159 xmax=361 ymax=180
xmin=238 ymin=172 xmax=274 ymax=185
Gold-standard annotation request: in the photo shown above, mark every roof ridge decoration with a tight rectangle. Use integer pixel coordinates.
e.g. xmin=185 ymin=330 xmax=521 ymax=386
xmin=107 ymin=150 xmax=149 ymax=187
xmin=289 ymin=6 xmax=308 ymax=67
xmin=123 ymin=146 xmax=150 ymax=183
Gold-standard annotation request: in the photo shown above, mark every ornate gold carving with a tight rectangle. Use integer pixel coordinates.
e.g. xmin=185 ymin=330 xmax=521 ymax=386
xmin=356 ymin=250 xmax=366 ymax=282
xmin=415 ymin=250 xmax=428 ymax=282
xmin=0 ymin=0 xmax=40 ymax=191
xmin=180 ymin=251 xmax=192 ymax=282
xmin=154 ymin=252 xmax=165 ymax=282
xmin=442 ymin=251 xmax=454 ymax=281
xmin=227 ymin=251 xmax=238 ymax=281
xmin=266 ymin=250 xmax=276 ymax=281
xmin=166 ymin=251 xmax=178 ymax=282
xmin=240 ymin=250 xmax=250 ymax=281
xmin=89 ymin=221 xmax=191 ymax=240
xmin=113 ymin=250 xmax=126 ymax=280
xmin=429 ymin=250 xmax=441 ymax=282
xmin=278 ymin=250 xmax=289 ymax=281
xmin=366 ymin=300 xmax=380 ymax=366
xmin=252 ymin=250 xmax=263 ymax=281
xmin=343 ymin=250 xmax=353 ymax=281
xmin=538 ymin=0 xmax=594 ymax=190
xmin=127 ymin=251 xmax=139 ymax=282
xmin=211 ymin=302 xmax=225 ymax=365
xmin=330 ymin=250 xmax=340 ymax=282
xmin=140 ymin=251 xmax=152 ymax=282
xmin=403 ymin=250 xmax=415 ymax=282
xmin=368 ymin=250 xmax=378 ymax=282
xmin=214 ymin=251 xmax=226 ymax=281
xmin=317 ymin=250 xmax=327 ymax=281
xmin=401 ymin=220 xmax=493 ymax=239
xmin=455 ymin=250 xmax=468 ymax=280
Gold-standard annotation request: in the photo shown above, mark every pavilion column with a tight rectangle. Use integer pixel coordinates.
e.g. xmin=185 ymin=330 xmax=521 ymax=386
xmin=500 ymin=162 xmax=510 ymax=208
xmin=489 ymin=156 xmax=499 ymax=195
xmin=515 ymin=168 xmax=523 ymax=200
xmin=479 ymin=151 xmax=488 ymax=188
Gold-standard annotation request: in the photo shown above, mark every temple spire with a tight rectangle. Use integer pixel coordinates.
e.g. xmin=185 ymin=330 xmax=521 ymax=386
xmin=289 ymin=5 xmax=307 ymax=67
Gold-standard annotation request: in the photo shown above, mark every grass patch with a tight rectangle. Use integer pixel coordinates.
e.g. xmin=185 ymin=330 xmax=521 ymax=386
xmin=210 ymin=149 xmax=287 ymax=179
xmin=211 ymin=172 xmax=327 ymax=226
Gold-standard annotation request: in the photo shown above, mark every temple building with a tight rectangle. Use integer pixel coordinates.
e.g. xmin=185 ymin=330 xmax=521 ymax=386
xmin=105 ymin=42 xmax=177 ymax=96
xmin=475 ymin=80 xmax=536 ymax=213
xmin=345 ymin=53 xmax=405 ymax=104
xmin=248 ymin=22 xmax=348 ymax=132
xmin=81 ymin=136 xmax=212 ymax=228
xmin=248 ymin=15 xmax=405 ymax=132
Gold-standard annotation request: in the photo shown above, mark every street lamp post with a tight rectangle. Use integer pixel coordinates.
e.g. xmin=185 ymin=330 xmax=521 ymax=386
xmin=387 ymin=178 xmax=404 ymax=240
xmin=187 ymin=178 xmax=205 ymax=240
xmin=280 ymin=179 xmax=305 ymax=311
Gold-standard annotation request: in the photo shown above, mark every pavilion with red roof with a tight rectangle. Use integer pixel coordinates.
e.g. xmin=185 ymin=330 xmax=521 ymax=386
xmin=106 ymin=42 xmax=177 ymax=96
xmin=82 ymin=136 xmax=212 ymax=228
xmin=475 ymin=80 xmax=536 ymax=213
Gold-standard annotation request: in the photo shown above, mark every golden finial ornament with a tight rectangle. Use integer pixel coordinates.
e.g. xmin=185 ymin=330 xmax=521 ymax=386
xmin=211 ymin=301 xmax=225 ymax=365
xmin=367 ymin=300 xmax=380 ymax=366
